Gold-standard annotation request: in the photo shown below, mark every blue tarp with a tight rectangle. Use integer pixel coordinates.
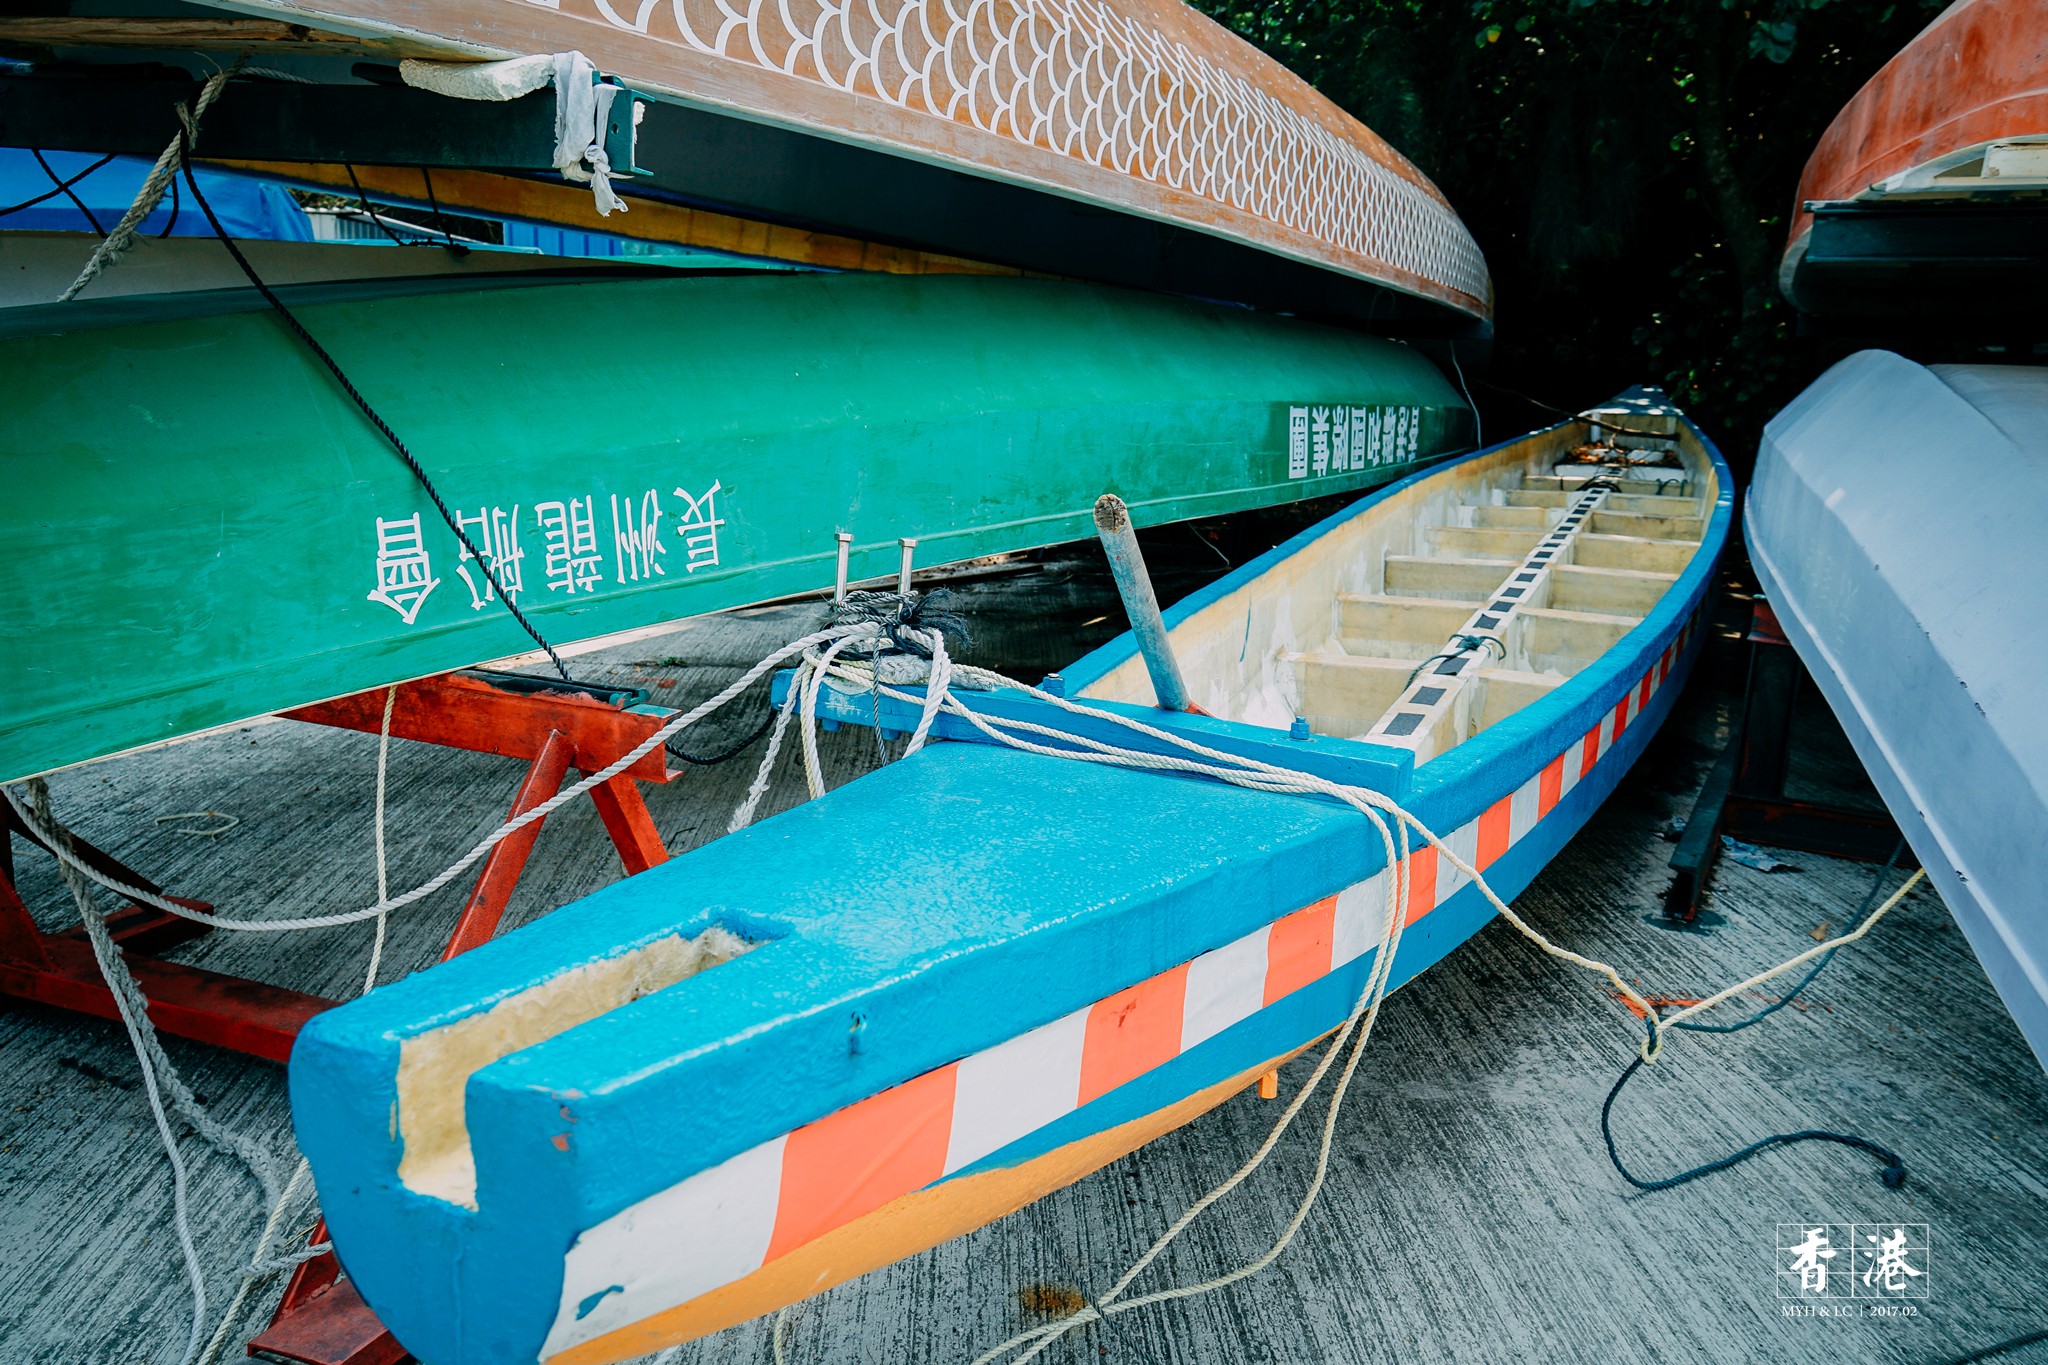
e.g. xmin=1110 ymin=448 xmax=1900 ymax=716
xmin=0 ymin=148 xmax=313 ymax=241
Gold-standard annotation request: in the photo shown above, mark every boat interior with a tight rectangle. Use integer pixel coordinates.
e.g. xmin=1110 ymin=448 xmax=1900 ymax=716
xmin=1079 ymin=403 xmax=1718 ymax=765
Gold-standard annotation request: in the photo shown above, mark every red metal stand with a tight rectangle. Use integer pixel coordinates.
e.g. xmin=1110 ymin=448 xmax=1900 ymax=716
xmin=0 ymin=668 xmax=682 ymax=1365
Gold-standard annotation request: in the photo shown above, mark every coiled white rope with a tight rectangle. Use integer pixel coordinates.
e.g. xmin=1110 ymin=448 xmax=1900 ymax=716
xmin=22 ymin=778 xmax=284 ymax=1365
xmin=195 ymin=698 xmax=411 ymax=1361
xmin=5 ymin=631 xmax=866 ymax=1364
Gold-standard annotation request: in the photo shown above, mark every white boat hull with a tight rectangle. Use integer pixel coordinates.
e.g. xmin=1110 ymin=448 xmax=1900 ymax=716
xmin=1750 ymin=351 xmax=2048 ymax=1069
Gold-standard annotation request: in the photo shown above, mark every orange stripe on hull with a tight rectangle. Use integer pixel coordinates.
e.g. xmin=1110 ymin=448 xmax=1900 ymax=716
xmin=1264 ymin=897 xmax=1337 ymax=1003
xmin=1475 ymin=794 xmax=1513 ymax=871
xmin=1079 ymin=966 xmax=1191 ymax=1104
xmin=547 ymin=1049 xmax=1312 ymax=1365
xmin=1537 ymin=753 xmax=1566 ymax=819
xmin=1403 ymin=847 xmax=1438 ymax=924
xmin=766 ymin=1064 xmax=959 ymax=1261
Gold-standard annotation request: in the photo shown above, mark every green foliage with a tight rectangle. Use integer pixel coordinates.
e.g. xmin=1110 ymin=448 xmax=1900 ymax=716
xmin=1189 ymin=0 xmax=1947 ymax=464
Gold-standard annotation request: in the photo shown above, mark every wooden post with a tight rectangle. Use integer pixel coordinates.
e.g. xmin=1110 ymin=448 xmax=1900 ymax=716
xmin=1093 ymin=493 xmax=1193 ymax=712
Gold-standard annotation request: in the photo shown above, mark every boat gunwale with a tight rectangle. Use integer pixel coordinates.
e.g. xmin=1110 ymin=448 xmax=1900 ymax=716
xmin=1062 ymin=404 xmax=1736 ymax=825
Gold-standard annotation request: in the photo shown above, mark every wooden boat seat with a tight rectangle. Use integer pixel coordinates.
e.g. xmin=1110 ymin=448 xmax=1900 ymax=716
xmin=1603 ymin=492 xmax=1700 ymax=516
xmin=1503 ymin=488 xmax=1698 ymax=517
xmin=1571 ymin=532 xmax=1695 ymax=576
xmin=1426 ymin=524 xmax=1545 ymax=560
xmin=1334 ymin=594 xmax=1474 ymax=660
xmin=1276 ymin=651 xmax=1416 ymax=736
xmin=1467 ymin=504 xmax=1556 ymax=530
xmin=1514 ymin=606 xmax=1641 ymax=677
xmin=1383 ymin=553 xmax=1520 ymax=600
xmin=1525 ymin=471 xmax=1693 ymax=497
xmin=1547 ymin=563 xmax=1678 ymax=616
xmin=1473 ymin=666 xmax=1566 ymax=730
xmin=1587 ymin=508 xmax=1705 ymax=541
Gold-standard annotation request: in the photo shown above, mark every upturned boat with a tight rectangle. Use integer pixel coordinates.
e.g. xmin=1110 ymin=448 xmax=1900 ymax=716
xmin=0 ymin=270 xmax=1470 ymax=785
xmin=1758 ymin=0 xmax=2047 ymax=1069
xmin=0 ymin=0 xmax=1490 ymax=329
xmin=2 ymin=0 xmax=1494 ymax=788
xmin=1752 ymin=357 xmax=2048 ymax=1070
xmin=1778 ymin=0 xmax=2048 ymax=329
xmin=289 ymin=392 xmax=1731 ymax=1363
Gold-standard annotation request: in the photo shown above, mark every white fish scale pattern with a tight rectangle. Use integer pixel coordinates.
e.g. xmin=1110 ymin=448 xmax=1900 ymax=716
xmin=573 ymin=0 xmax=1490 ymax=305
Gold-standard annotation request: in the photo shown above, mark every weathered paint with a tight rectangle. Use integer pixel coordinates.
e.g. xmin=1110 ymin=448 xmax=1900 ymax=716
xmin=289 ymin=409 xmax=1730 ymax=1363
xmin=0 ymin=271 xmax=1468 ymax=784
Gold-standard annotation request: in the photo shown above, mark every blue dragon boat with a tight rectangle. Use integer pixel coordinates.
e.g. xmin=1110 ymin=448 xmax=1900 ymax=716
xmin=289 ymin=395 xmax=1730 ymax=1363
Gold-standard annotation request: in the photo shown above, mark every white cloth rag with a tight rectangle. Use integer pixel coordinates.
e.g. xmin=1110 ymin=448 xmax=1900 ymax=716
xmin=399 ymin=51 xmax=628 ymax=215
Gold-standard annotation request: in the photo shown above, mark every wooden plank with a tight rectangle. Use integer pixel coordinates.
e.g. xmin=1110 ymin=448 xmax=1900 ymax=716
xmin=0 ymin=16 xmax=430 ymax=56
xmin=210 ymin=160 xmax=1030 ymax=278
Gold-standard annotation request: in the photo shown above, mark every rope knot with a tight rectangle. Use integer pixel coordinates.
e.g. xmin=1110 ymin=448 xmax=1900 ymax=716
xmin=831 ymin=588 xmax=972 ymax=660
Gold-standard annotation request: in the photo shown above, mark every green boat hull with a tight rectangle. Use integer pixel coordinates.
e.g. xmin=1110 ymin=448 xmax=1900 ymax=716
xmin=1 ymin=272 xmax=1469 ymax=782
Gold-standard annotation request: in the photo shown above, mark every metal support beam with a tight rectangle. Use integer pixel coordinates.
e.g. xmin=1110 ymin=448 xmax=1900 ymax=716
xmin=1666 ymin=599 xmax=1911 ymax=921
xmin=1789 ymin=201 xmax=2048 ymax=333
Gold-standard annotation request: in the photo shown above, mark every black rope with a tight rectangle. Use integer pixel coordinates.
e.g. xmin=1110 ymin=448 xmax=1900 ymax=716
xmin=1405 ymin=632 xmax=1503 ymax=686
xmin=31 ymin=149 xmax=106 ymax=236
xmin=1601 ymin=1029 xmax=1907 ymax=1192
xmin=177 ymin=140 xmax=576 ymax=681
xmin=665 ymin=710 xmax=776 ymax=767
xmin=1600 ymin=848 xmax=1916 ymax=1193
xmin=1679 ymin=841 xmax=1906 ymax=1036
xmin=344 ymin=163 xmax=424 ymax=247
xmin=418 ymin=167 xmax=469 ymax=255
xmin=834 ymin=588 xmax=973 ymax=658
xmin=0 ymin=153 xmax=114 ymax=219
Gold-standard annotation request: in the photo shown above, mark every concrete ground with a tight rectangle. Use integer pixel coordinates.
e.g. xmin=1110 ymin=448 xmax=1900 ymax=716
xmin=3 ymin=542 xmax=2044 ymax=1365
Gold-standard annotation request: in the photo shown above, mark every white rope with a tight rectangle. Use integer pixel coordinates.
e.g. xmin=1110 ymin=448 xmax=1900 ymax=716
xmin=364 ymin=686 xmax=398 ymax=993
xmin=764 ymin=629 xmax=1921 ymax=1360
xmin=6 ymin=635 xmax=866 ymax=1363
xmin=1662 ymin=868 xmax=1924 ymax=1030
xmin=0 ymin=624 xmax=874 ymax=935
xmin=193 ymin=1160 xmax=321 ymax=1365
xmin=189 ymin=702 xmax=409 ymax=1361
xmin=3 ymin=628 xmax=874 ymax=1364
xmin=154 ymin=812 xmax=240 ymax=838
xmin=729 ymin=679 xmax=808 ymax=834
xmin=58 ymin=61 xmax=241 ymax=303
xmin=23 ymin=778 xmax=286 ymax=1365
